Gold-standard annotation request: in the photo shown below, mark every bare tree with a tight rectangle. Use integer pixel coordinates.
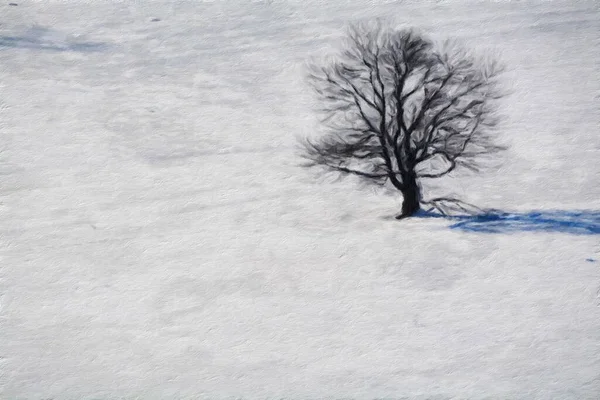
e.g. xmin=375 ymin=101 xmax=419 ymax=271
xmin=301 ymin=20 xmax=506 ymax=219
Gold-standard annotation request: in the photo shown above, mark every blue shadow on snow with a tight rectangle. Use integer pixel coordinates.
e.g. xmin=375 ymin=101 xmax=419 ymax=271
xmin=0 ymin=35 xmax=107 ymax=52
xmin=415 ymin=210 xmax=600 ymax=235
xmin=0 ymin=27 xmax=107 ymax=52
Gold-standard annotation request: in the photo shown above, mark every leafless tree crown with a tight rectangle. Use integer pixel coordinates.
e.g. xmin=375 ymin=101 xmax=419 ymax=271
xmin=302 ymin=20 xmax=506 ymax=191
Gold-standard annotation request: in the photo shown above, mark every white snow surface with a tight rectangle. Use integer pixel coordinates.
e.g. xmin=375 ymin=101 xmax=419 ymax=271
xmin=1 ymin=0 xmax=599 ymax=398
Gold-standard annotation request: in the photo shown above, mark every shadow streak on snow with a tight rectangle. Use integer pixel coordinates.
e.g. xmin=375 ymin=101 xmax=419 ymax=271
xmin=0 ymin=35 xmax=107 ymax=52
xmin=0 ymin=27 xmax=107 ymax=52
xmin=416 ymin=210 xmax=600 ymax=235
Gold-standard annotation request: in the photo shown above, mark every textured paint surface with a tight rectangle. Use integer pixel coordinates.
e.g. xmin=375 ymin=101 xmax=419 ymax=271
xmin=1 ymin=0 xmax=599 ymax=399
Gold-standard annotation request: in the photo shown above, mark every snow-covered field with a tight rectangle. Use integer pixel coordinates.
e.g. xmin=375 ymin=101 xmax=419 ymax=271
xmin=1 ymin=0 xmax=599 ymax=398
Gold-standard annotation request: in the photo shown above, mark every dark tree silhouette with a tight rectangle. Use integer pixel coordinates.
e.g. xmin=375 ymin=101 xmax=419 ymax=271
xmin=301 ymin=21 xmax=506 ymax=219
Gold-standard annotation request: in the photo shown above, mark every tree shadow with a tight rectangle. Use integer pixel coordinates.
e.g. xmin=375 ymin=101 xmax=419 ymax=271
xmin=416 ymin=209 xmax=600 ymax=235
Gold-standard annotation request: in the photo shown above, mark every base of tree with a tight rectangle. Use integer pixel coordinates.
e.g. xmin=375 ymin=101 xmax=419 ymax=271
xmin=394 ymin=210 xmax=420 ymax=220
xmin=395 ymin=203 xmax=421 ymax=220
xmin=396 ymin=185 xmax=421 ymax=220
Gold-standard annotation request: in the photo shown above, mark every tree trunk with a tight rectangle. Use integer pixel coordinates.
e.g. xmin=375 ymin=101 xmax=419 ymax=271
xmin=396 ymin=176 xmax=421 ymax=219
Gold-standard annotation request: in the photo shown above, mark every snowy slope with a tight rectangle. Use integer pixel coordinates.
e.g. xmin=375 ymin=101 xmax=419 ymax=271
xmin=1 ymin=0 xmax=599 ymax=398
